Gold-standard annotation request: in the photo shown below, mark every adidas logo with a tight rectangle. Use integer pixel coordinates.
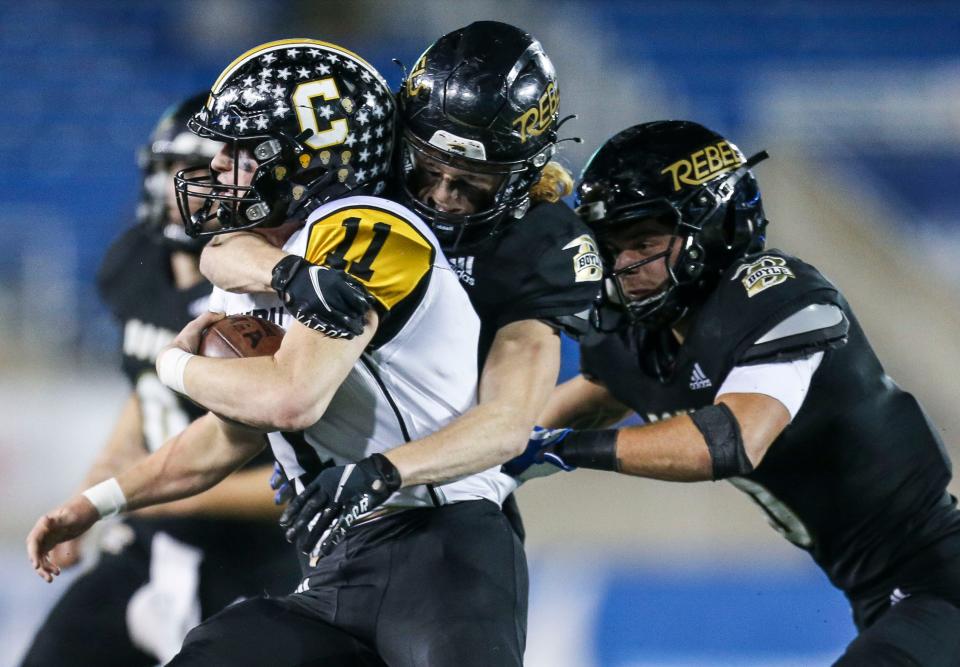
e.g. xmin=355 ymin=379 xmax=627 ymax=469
xmin=689 ymin=363 xmax=713 ymax=390
xmin=450 ymin=256 xmax=476 ymax=286
xmin=889 ymin=587 xmax=911 ymax=606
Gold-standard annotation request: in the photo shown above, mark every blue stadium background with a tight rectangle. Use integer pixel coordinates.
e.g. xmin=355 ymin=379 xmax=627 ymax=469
xmin=2 ymin=2 xmax=959 ymax=665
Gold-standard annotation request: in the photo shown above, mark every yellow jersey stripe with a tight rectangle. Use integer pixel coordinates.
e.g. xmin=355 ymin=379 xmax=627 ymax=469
xmin=304 ymin=206 xmax=434 ymax=311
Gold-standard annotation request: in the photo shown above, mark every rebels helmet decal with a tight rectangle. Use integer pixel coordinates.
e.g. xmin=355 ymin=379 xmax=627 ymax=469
xmin=175 ymin=39 xmax=395 ymax=238
xmin=660 ymin=139 xmax=745 ymax=191
xmin=512 ymin=81 xmax=560 ymax=145
xmin=405 ymin=53 xmax=428 ymax=98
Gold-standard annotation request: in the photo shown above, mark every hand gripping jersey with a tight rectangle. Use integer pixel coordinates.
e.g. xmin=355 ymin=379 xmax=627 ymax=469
xmin=444 ymin=201 xmax=603 ymax=366
xmin=580 ymin=249 xmax=960 ymax=595
xmin=208 ymin=195 xmax=516 ymax=514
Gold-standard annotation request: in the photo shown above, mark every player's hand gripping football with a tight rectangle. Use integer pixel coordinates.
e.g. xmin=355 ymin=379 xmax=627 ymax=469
xmin=27 ymin=495 xmax=100 ymax=582
xmin=279 ymin=454 xmax=401 ymax=559
xmin=501 ymin=426 xmax=577 ymax=482
xmin=270 ymin=255 xmax=373 ymax=339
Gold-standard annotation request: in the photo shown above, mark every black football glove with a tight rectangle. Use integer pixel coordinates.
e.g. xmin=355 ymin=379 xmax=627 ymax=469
xmin=278 ymin=453 xmax=402 ymax=559
xmin=270 ymin=255 xmax=373 ymax=339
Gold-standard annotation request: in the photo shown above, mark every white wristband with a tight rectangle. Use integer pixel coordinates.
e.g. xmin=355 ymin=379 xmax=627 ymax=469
xmin=156 ymin=347 xmax=194 ymax=395
xmin=82 ymin=478 xmax=128 ymax=518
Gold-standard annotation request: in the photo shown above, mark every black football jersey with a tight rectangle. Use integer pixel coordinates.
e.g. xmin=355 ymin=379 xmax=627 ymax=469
xmin=97 ymin=225 xmax=277 ymax=547
xmin=98 ymin=225 xmax=211 ymax=439
xmin=580 ymin=249 xmax=960 ymax=595
xmin=445 ymin=200 xmax=602 ymax=366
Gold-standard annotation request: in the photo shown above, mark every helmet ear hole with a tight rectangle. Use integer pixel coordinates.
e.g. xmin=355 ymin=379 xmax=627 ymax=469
xmin=678 ymin=240 xmax=705 ymax=282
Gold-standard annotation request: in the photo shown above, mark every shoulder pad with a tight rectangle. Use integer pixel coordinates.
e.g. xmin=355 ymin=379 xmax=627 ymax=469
xmin=295 ymin=198 xmax=435 ymax=312
xmin=740 ymin=302 xmax=849 ymax=364
xmin=754 ymin=303 xmax=845 ymax=344
xmin=487 ymin=205 xmax=602 ymax=328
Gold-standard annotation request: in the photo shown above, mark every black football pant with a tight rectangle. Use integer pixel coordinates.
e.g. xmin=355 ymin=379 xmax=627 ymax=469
xmin=169 ymin=500 xmax=528 ymax=667
xmin=501 ymin=492 xmax=526 ymax=543
xmin=19 ymin=519 xmax=298 ymax=667
xmin=835 ymin=537 xmax=960 ymax=666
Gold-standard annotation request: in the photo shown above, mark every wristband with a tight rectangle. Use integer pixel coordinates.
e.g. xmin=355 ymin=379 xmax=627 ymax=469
xmin=555 ymin=429 xmax=620 ymax=471
xmin=82 ymin=478 xmax=128 ymax=518
xmin=156 ymin=347 xmax=194 ymax=395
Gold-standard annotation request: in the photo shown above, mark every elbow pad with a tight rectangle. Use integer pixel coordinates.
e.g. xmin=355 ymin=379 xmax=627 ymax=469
xmin=690 ymin=403 xmax=753 ymax=480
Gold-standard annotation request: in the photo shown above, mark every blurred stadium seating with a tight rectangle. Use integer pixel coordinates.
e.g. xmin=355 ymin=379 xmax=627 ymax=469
xmin=2 ymin=2 xmax=958 ymax=665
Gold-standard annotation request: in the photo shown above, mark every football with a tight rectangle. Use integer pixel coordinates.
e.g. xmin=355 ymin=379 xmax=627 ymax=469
xmin=199 ymin=315 xmax=285 ymax=358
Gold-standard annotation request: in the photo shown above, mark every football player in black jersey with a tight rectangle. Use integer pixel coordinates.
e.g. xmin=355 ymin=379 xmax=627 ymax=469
xmin=19 ymin=95 xmax=298 ymax=667
xmin=508 ymin=121 xmax=960 ymax=666
xmin=199 ymin=21 xmax=602 ymax=543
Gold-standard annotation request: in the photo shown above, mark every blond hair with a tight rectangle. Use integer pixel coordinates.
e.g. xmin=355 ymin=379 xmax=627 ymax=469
xmin=529 ymin=161 xmax=574 ymax=203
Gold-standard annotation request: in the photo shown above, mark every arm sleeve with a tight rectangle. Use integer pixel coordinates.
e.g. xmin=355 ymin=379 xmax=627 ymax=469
xmin=716 ymin=352 xmax=824 ymax=420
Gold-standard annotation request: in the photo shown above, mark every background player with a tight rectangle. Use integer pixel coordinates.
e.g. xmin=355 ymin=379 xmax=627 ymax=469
xmin=19 ymin=95 xmax=298 ymax=667
xmin=511 ymin=120 xmax=960 ymax=666
xmin=27 ymin=39 xmax=526 ymax=666
xmin=199 ymin=21 xmax=602 ymax=545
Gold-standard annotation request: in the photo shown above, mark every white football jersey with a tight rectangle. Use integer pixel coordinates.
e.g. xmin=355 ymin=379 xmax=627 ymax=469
xmin=208 ymin=195 xmax=516 ymax=512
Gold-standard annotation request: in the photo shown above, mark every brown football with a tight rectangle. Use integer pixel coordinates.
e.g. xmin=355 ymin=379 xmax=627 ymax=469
xmin=199 ymin=315 xmax=285 ymax=358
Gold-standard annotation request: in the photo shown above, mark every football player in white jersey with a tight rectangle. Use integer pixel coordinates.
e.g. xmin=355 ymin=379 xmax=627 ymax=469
xmin=27 ymin=40 xmax=526 ymax=667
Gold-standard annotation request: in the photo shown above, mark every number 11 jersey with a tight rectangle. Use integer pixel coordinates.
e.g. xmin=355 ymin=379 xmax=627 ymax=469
xmin=208 ymin=195 xmax=516 ymax=515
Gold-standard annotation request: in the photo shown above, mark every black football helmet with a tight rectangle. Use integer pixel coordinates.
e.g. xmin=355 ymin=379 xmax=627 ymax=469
xmin=577 ymin=121 xmax=769 ymax=330
xmin=175 ymin=39 xmax=396 ymax=237
xmin=138 ymin=92 xmax=221 ymax=252
xmin=397 ymin=21 xmax=560 ymax=249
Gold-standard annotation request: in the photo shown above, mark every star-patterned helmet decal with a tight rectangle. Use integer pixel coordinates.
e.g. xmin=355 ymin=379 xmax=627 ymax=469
xmin=184 ymin=40 xmax=396 ymax=233
xmin=187 ymin=38 xmax=396 ymax=213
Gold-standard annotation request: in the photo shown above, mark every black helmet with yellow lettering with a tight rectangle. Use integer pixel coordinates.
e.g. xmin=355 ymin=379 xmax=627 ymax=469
xmin=576 ymin=120 xmax=769 ymax=330
xmin=398 ymin=21 xmax=560 ymax=248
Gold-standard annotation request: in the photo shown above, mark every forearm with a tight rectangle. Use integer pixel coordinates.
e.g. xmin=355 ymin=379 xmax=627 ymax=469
xmin=182 ymin=355 xmax=296 ymax=430
xmin=387 ymin=401 xmax=540 ymax=486
xmin=561 ymin=394 xmax=789 ymax=481
xmin=178 ymin=317 xmax=375 ymax=431
xmin=539 ymin=374 xmax=632 ymax=429
xmin=613 ymin=416 xmax=714 ymax=481
xmin=136 ymin=463 xmax=281 ymax=521
xmin=386 ymin=319 xmax=560 ymax=486
xmin=117 ymin=413 xmax=265 ymax=512
xmin=200 ymin=232 xmax=287 ymax=293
